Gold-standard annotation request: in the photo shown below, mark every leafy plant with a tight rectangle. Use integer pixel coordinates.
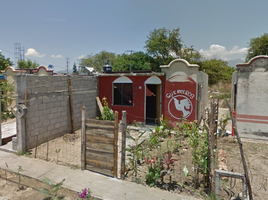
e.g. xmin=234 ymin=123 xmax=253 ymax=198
xmin=55 ymin=149 xmax=61 ymax=163
xmin=126 ymin=131 xmax=146 ymax=176
xmin=186 ymin=122 xmax=210 ymax=188
xmin=75 ymin=188 xmax=94 ymax=199
xmin=148 ymin=130 xmax=161 ymax=150
xmin=17 ymin=165 xmax=24 ymax=189
xmin=100 ymin=97 xmax=115 ymax=121
xmin=1 ymin=81 xmax=15 ymax=120
xmin=40 ymin=177 xmax=65 ymax=200
xmin=159 ymin=151 xmax=178 ymax=184
xmin=145 ymin=155 xmax=161 ymax=186
xmin=218 ymin=114 xmax=231 ymax=132
xmin=183 ymin=165 xmax=189 ymax=177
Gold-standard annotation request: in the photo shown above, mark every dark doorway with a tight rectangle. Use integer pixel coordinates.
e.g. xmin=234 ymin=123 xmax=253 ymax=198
xmin=146 ymin=84 xmax=160 ymax=125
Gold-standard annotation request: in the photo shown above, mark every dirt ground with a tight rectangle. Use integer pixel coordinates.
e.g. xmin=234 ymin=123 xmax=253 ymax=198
xmin=2 ymin=108 xmax=268 ymax=199
xmin=0 ymin=169 xmax=79 ymax=200
xmin=124 ymin=129 xmax=268 ymax=200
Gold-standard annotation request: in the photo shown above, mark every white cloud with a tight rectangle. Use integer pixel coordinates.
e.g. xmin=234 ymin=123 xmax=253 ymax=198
xmin=76 ymin=54 xmax=84 ymax=59
xmin=25 ymin=48 xmax=45 ymax=57
xmin=199 ymin=44 xmax=248 ymax=61
xmin=51 ymin=54 xmax=63 ymax=58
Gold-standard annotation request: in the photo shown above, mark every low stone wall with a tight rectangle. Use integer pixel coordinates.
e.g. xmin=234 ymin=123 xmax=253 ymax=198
xmin=14 ymin=75 xmax=98 ymax=149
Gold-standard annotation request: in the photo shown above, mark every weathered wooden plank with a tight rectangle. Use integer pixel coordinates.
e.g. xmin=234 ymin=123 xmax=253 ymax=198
xmin=121 ymin=111 xmax=127 ymax=179
xmin=86 ymin=118 xmax=114 ymax=126
xmin=86 ymin=134 xmax=114 ymax=145
xmin=86 ymin=148 xmax=114 ymax=155
xmin=86 ymin=129 xmax=114 ymax=138
xmin=86 ymin=124 xmax=114 ymax=132
xmin=86 ymin=165 xmax=113 ymax=177
xmin=81 ymin=106 xmax=86 ymax=170
xmin=96 ymin=97 xmax=104 ymax=115
xmin=86 ymin=150 xmax=114 ymax=164
xmin=86 ymin=158 xmax=113 ymax=170
xmin=86 ymin=143 xmax=114 ymax=152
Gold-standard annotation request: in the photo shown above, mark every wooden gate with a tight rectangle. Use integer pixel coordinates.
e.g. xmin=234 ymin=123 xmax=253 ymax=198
xmin=81 ymin=108 xmax=119 ymax=177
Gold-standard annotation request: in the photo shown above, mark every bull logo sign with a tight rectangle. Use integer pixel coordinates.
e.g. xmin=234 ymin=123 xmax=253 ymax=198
xmin=164 ymin=73 xmax=196 ymax=124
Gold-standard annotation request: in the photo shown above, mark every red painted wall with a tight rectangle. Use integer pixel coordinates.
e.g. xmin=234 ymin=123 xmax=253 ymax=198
xmin=163 ymin=76 xmax=196 ymax=126
xmin=99 ymin=75 xmax=165 ymax=124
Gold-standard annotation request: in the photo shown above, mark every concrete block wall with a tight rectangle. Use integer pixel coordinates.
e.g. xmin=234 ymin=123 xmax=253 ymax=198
xmin=14 ymin=75 xmax=98 ymax=149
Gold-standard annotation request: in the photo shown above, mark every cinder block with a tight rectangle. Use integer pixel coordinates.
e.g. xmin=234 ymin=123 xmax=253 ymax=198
xmin=47 ymin=113 xmax=55 ymax=120
xmin=34 ymin=121 xmax=42 ymax=129
xmin=42 ymin=96 xmax=50 ymax=103
xmin=54 ymin=102 xmax=61 ymax=107
xmin=47 ymin=124 xmax=55 ymax=131
xmin=42 ymin=109 xmax=51 ymax=115
xmin=47 ymin=102 xmax=54 ymax=109
xmin=35 ymin=110 xmax=43 ymax=117
xmin=50 ymin=108 xmax=58 ymax=113
xmin=39 ymin=127 xmax=47 ymax=134
xmin=39 ymin=104 xmax=46 ymax=110
xmin=42 ymin=120 xmax=50 ymax=127
xmin=55 ymin=123 xmax=61 ymax=129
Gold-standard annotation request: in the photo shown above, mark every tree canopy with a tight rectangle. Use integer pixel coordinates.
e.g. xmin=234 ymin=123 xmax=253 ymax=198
xmin=17 ymin=59 xmax=39 ymax=69
xmin=178 ymin=45 xmax=203 ymax=64
xmin=199 ymin=59 xmax=235 ymax=85
xmin=113 ymin=51 xmax=151 ymax=72
xmin=79 ymin=51 xmax=117 ymax=72
xmin=0 ymin=53 xmax=12 ymax=71
xmin=246 ymin=33 xmax=268 ymax=62
xmin=78 ymin=27 xmax=234 ymax=85
xmin=144 ymin=27 xmax=182 ymax=60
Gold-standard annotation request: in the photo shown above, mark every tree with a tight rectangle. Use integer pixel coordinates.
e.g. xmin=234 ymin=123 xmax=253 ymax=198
xmin=113 ymin=52 xmax=151 ymax=72
xmin=73 ymin=62 xmax=78 ymax=74
xmin=246 ymin=33 xmax=268 ymax=62
xmin=79 ymin=51 xmax=117 ymax=72
xmin=145 ymin=27 xmax=183 ymax=60
xmin=0 ymin=52 xmax=12 ymax=71
xmin=17 ymin=59 xmax=39 ymax=69
xmin=199 ymin=59 xmax=235 ymax=85
xmin=178 ymin=45 xmax=203 ymax=64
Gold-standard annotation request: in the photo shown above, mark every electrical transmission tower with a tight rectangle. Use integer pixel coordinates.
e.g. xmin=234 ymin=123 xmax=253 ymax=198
xmin=14 ymin=43 xmax=25 ymax=68
xmin=14 ymin=43 xmax=21 ymax=68
xmin=66 ymin=57 xmax=70 ymax=75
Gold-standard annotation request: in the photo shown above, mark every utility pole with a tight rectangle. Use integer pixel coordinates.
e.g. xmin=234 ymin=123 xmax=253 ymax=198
xmin=125 ymin=50 xmax=135 ymax=72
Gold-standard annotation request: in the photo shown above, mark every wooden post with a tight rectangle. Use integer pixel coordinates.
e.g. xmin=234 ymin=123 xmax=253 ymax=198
xmin=35 ymin=133 xmax=38 ymax=158
xmin=121 ymin=111 xmax=127 ymax=179
xmin=204 ymin=108 xmax=215 ymax=193
xmin=226 ymin=100 xmax=253 ymax=200
xmin=46 ymin=137 xmax=49 ymax=161
xmin=96 ymin=97 xmax=104 ymax=116
xmin=113 ymin=111 xmax=119 ymax=178
xmin=81 ymin=106 xmax=86 ymax=170
xmin=68 ymin=78 xmax=74 ymax=133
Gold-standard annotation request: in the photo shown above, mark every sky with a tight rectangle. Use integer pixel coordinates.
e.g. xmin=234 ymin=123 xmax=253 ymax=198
xmin=0 ymin=0 xmax=268 ymax=72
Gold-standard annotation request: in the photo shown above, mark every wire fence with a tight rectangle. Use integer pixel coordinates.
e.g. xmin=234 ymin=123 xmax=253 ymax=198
xmin=218 ymin=137 xmax=268 ymax=199
xmin=29 ymin=130 xmax=82 ymax=169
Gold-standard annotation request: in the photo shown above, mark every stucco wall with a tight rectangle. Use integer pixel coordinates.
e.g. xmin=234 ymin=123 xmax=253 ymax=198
xmin=235 ymin=56 xmax=268 ymax=138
